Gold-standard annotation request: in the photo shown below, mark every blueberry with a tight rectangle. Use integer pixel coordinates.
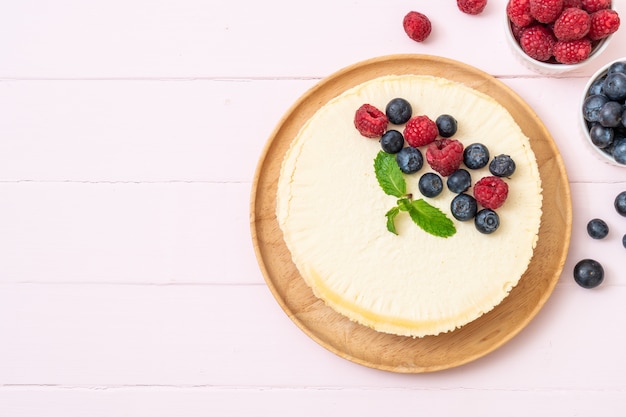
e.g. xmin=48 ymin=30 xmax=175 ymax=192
xmin=395 ymin=146 xmax=423 ymax=174
xmin=588 ymin=76 xmax=606 ymax=95
xmin=622 ymin=108 xmax=626 ymax=129
xmin=612 ymin=138 xmax=626 ymax=165
xmin=380 ymin=130 xmax=405 ymax=154
xmin=583 ymin=94 xmax=609 ymax=122
xmin=573 ymin=259 xmax=604 ymax=289
xmin=603 ymin=72 xmax=626 ymax=102
xmin=474 ymin=209 xmax=499 ymax=234
xmin=623 ymin=234 xmax=626 ymax=249
xmin=589 ymin=123 xmax=614 ymax=148
xmin=587 ymin=218 xmax=609 ymax=239
xmin=615 ymin=191 xmax=626 ymax=216
xmin=446 ymin=169 xmax=472 ymax=193
xmin=607 ymin=61 xmax=626 ymax=76
xmin=489 ymin=154 xmax=516 ymax=177
xmin=385 ymin=98 xmax=412 ymax=125
xmin=463 ymin=143 xmax=490 ymax=169
xmin=450 ymin=193 xmax=477 ymax=221
xmin=418 ymin=172 xmax=443 ymax=197
xmin=435 ymin=114 xmax=457 ymax=138
xmin=598 ymin=101 xmax=623 ymax=127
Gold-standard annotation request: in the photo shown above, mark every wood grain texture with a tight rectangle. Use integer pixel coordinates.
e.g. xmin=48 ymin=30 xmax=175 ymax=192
xmin=251 ymin=55 xmax=573 ymax=373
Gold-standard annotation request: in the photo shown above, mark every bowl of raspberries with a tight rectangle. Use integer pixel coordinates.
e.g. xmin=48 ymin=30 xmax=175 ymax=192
xmin=580 ymin=58 xmax=626 ymax=166
xmin=505 ymin=0 xmax=620 ymax=74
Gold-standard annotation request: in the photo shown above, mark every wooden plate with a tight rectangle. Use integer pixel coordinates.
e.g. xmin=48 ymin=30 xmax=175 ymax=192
xmin=250 ymin=54 xmax=572 ymax=373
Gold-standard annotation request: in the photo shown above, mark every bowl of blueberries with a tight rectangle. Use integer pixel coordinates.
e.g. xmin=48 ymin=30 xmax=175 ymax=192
xmin=581 ymin=58 xmax=626 ymax=166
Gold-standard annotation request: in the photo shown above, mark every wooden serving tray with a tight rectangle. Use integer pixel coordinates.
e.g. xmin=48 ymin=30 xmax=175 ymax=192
xmin=250 ymin=54 xmax=572 ymax=373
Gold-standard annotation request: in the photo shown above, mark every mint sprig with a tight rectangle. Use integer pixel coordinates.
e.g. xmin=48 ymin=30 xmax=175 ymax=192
xmin=374 ymin=151 xmax=456 ymax=238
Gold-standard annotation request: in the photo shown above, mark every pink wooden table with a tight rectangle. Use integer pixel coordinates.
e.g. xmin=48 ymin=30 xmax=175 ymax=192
xmin=0 ymin=1 xmax=624 ymax=415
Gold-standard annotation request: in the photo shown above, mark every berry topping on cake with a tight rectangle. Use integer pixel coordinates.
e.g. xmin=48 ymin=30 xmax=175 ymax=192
xmin=447 ymin=169 xmax=472 ymax=193
xmin=474 ymin=209 xmax=500 ymax=234
xmin=425 ymin=139 xmax=464 ymax=177
xmin=450 ymin=193 xmax=478 ymax=221
xmin=553 ymin=38 xmax=592 ymax=64
xmin=403 ymin=11 xmax=432 ymax=42
xmin=395 ymin=146 xmax=424 ymax=174
xmin=385 ymin=98 xmax=413 ymax=124
xmin=457 ymin=0 xmax=488 ymax=15
xmin=436 ymin=114 xmax=458 ymax=137
xmin=530 ymin=0 xmax=564 ymax=23
xmin=380 ymin=130 xmax=405 ymax=154
xmin=581 ymin=0 xmax=611 ymax=13
xmin=473 ymin=176 xmax=509 ymax=209
xmin=489 ymin=154 xmax=517 ymax=177
xmin=404 ymin=115 xmax=439 ymax=147
xmin=588 ymin=9 xmax=621 ymax=40
xmin=519 ymin=24 xmax=556 ymax=61
xmin=354 ymin=104 xmax=388 ymax=138
xmin=507 ymin=0 xmax=534 ymax=27
xmin=418 ymin=172 xmax=444 ymax=197
xmin=553 ymin=7 xmax=591 ymax=40
xmin=463 ymin=143 xmax=490 ymax=169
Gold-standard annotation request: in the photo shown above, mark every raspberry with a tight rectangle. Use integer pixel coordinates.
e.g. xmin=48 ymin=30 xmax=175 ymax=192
xmin=581 ymin=0 xmax=611 ymax=13
xmin=553 ymin=38 xmax=592 ymax=63
xmin=519 ymin=24 xmax=556 ymax=61
xmin=473 ymin=176 xmax=509 ymax=210
xmin=403 ymin=11 xmax=432 ymax=42
xmin=588 ymin=9 xmax=620 ymax=40
xmin=457 ymin=0 xmax=487 ymax=15
xmin=507 ymin=0 xmax=534 ymax=27
xmin=403 ymin=115 xmax=438 ymax=147
xmin=354 ymin=104 xmax=388 ymax=138
xmin=563 ymin=0 xmax=583 ymax=8
xmin=425 ymin=139 xmax=464 ymax=177
xmin=553 ymin=7 xmax=591 ymax=40
xmin=529 ymin=0 xmax=564 ymax=23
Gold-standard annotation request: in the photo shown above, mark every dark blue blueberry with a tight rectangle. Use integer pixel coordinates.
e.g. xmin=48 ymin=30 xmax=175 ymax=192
xmin=489 ymin=154 xmax=516 ymax=177
xmin=450 ymin=193 xmax=477 ymax=221
xmin=589 ymin=123 xmax=614 ymax=148
xmin=612 ymin=138 xmax=626 ymax=165
xmin=622 ymin=108 xmax=626 ymax=128
xmin=598 ymin=101 xmax=623 ymax=127
xmin=587 ymin=218 xmax=609 ymax=239
xmin=583 ymin=94 xmax=609 ymax=122
xmin=385 ymin=98 xmax=412 ymax=125
xmin=474 ymin=209 xmax=499 ymax=234
xmin=446 ymin=169 xmax=472 ymax=193
xmin=573 ymin=259 xmax=604 ymax=289
xmin=435 ymin=114 xmax=457 ymax=138
xmin=603 ymin=72 xmax=626 ymax=102
xmin=380 ymin=130 xmax=405 ymax=154
xmin=463 ymin=143 xmax=490 ymax=170
xmin=418 ymin=172 xmax=443 ymax=197
xmin=607 ymin=61 xmax=626 ymax=76
xmin=615 ymin=191 xmax=626 ymax=216
xmin=588 ymin=76 xmax=606 ymax=96
xmin=395 ymin=146 xmax=423 ymax=174
xmin=623 ymin=234 xmax=626 ymax=249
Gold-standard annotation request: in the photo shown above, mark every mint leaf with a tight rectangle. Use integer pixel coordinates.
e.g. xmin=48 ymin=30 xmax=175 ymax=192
xmin=407 ymin=199 xmax=456 ymax=238
xmin=374 ymin=151 xmax=406 ymax=198
xmin=385 ymin=206 xmax=400 ymax=235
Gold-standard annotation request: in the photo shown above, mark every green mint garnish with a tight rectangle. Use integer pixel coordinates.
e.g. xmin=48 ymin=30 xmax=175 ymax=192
xmin=374 ymin=151 xmax=456 ymax=238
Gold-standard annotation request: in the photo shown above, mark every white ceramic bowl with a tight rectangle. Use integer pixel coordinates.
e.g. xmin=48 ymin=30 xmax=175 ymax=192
xmin=504 ymin=11 xmax=613 ymax=75
xmin=579 ymin=58 xmax=626 ymax=167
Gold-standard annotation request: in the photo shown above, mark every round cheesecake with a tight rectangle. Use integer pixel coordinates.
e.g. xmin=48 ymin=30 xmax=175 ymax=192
xmin=276 ymin=74 xmax=543 ymax=338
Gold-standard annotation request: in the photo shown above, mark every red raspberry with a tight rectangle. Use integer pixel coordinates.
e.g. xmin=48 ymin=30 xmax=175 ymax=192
xmin=553 ymin=38 xmax=592 ymax=63
xmin=530 ymin=0 xmax=564 ymax=23
xmin=354 ymin=104 xmax=388 ymax=138
xmin=563 ymin=0 xmax=583 ymax=8
xmin=457 ymin=0 xmax=487 ymax=15
xmin=425 ymin=139 xmax=464 ymax=177
xmin=519 ymin=24 xmax=556 ymax=61
xmin=473 ymin=176 xmax=509 ymax=210
xmin=403 ymin=115 xmax=438 ymax=147
xmin=553 ymin=7 xmax=591 ymax=40
xmin=403 ymin=11 xmax=432 ymax=42
xmin=581 ymin=0 xmax=611 ymax=13
xmin=588 ymin=9 xmax=620 ymax=40
xmin=507 ymin=0 xmax=534 ymax=27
